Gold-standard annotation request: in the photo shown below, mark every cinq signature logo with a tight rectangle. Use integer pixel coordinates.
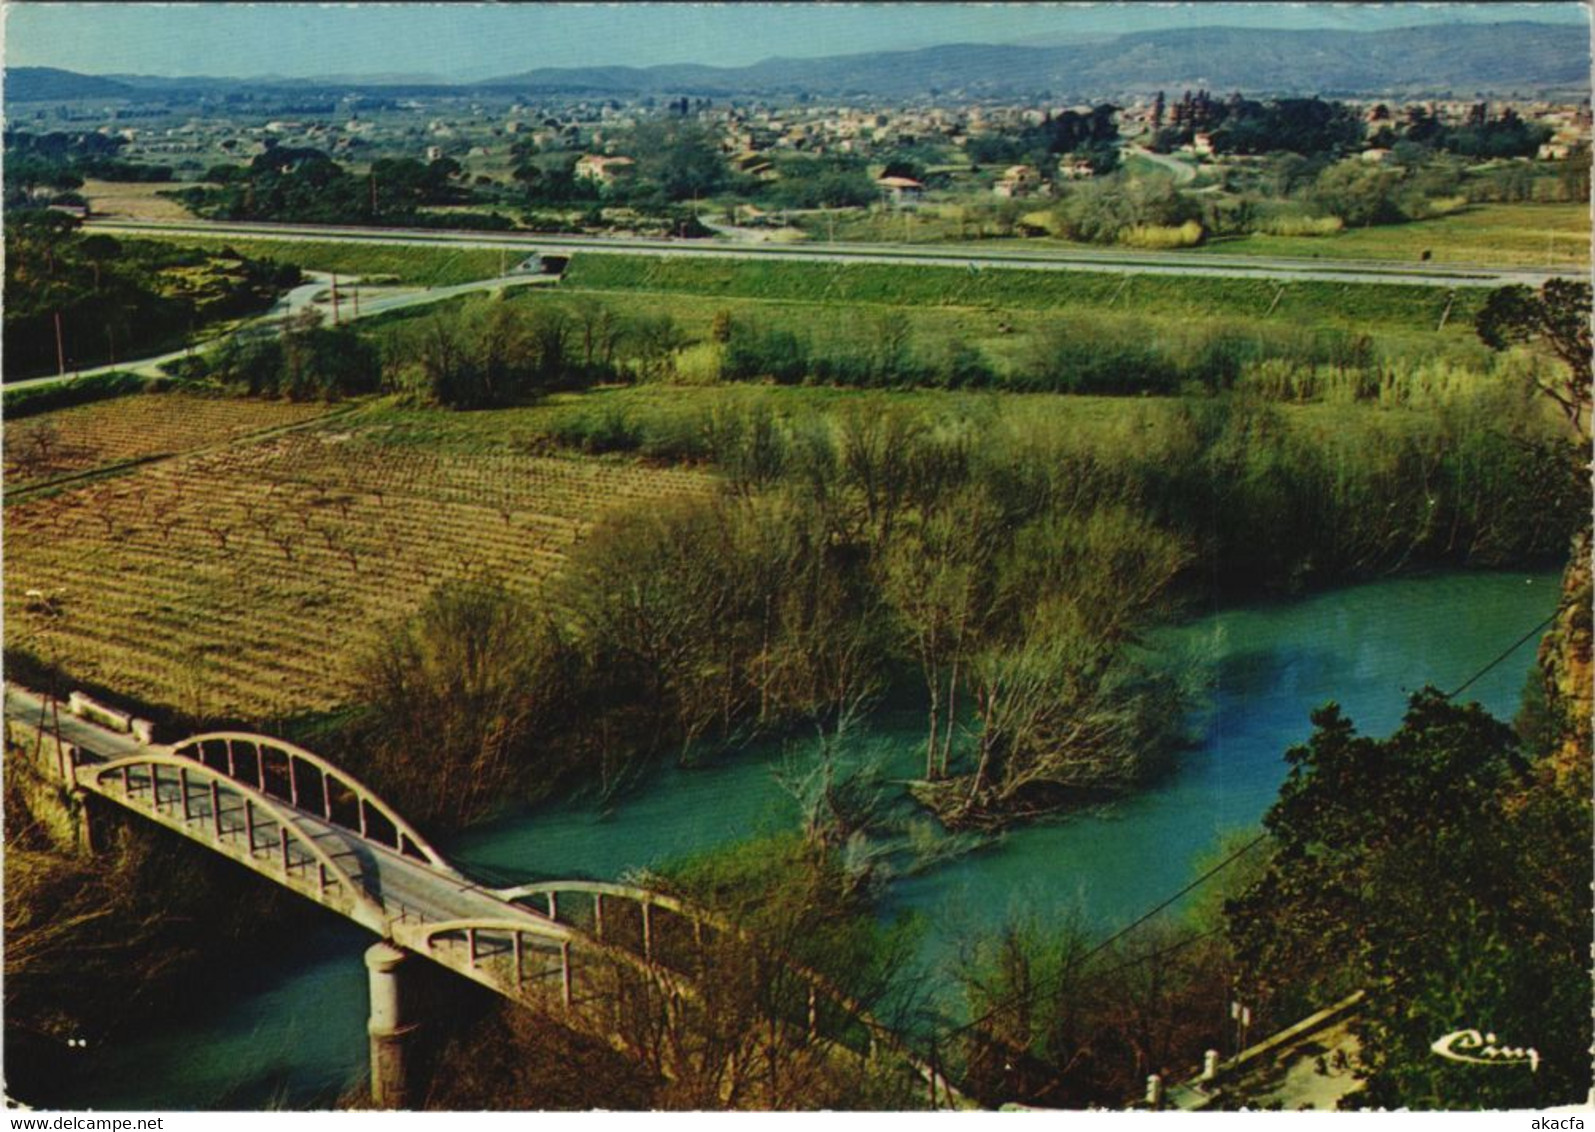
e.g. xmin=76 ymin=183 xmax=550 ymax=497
xmin=1430 ymin=1028 xmax=1541 ymax=1072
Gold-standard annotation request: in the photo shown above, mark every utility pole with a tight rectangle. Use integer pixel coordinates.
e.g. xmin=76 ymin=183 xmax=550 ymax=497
xmin=331 ymin=274 xmax=341 ymax=324
xmin=54 ymin=310 xmax=66 ymax=377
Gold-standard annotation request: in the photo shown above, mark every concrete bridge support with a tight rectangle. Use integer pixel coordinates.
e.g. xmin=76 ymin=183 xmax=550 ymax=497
xmin=5 ymin=716 xmax=98 ymax=855
xmin=366 ymin=941 xmax=423 ymax=1108
xmin=71 ymin=787 xmax=102 ymax=855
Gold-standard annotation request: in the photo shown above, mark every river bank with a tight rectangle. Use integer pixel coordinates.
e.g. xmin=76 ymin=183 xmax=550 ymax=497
xmin=19 ymin=566 xmax=1560 ymax=1110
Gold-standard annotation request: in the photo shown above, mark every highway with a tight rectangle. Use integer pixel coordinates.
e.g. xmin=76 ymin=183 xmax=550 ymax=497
xmin=15 ymin=214 xmax=1575 ymax=395
xmin=84 ymin=216 xmax=1583 ymax=289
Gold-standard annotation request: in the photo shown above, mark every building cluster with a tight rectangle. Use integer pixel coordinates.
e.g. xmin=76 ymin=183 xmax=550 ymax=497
xmin=45 ymin=85 xmax=1592 ymax=202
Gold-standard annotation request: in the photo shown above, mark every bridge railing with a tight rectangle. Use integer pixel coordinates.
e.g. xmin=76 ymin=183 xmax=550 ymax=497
xmin=493 ymin=879 xmax=961 ymax=1101
xmin=494 ymin=880 xmax=707 ymax=968
xmin=28 ymin=681 xmax=961 ymax=1102
xmin=407 ymin=915 xmax=696 ymax=1028
xmin=170 ymin=731 xmax=460 ymax=879
xmin=82 ymin=752 xmax=389 ymax=934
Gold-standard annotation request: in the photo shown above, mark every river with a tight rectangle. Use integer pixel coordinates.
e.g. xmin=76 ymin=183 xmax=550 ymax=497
xmin=57 ymin=568 xmax=1562 ymax=1109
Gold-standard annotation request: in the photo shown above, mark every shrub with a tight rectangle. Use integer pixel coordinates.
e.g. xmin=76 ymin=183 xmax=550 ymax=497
xmin=1258 ymin=214 xmax=1344 ymax=237
xmin=1118 ymin=220 xmax=1204 ymax=249
xmin=2 ymin=372 xmax=145 ymax=420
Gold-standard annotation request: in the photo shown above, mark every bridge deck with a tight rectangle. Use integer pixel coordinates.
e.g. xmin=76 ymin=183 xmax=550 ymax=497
xmin=4 ymin=684 xmax=555 ymax=937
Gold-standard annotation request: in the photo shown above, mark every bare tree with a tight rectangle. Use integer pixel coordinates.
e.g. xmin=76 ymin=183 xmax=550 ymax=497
xmin=882 ymin=488 xmax=1002 ymax=780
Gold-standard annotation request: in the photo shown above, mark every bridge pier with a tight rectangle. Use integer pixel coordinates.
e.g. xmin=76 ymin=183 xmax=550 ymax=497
xmin=366 ymin=941 xmax=423 ymax=1109
xmin=71 ymin=787 xmax=102 ymax=855
xmin=61 ymin=743 xmax=104 ymax=855
xmin=5 ymin=712 xmax=100 ymax=855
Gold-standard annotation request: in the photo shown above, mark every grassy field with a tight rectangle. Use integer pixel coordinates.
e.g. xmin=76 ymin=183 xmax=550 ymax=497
xmin=560 ymin=252 xmax=1488 ymax=331
xmin=405 ymin=250 xmax=1506 ymax=393
xmin=80 ymin=179 xmax=201 ymax=222
xmin=4 ymin=397 xmax=711 ymax=720
xmin=382 ymin=274 xmax=1493 ymax=395
xmin=1194 ymin=203 xmax=1590 ymax=269
xmin=123 ymin=236 xmax=511 ymax=288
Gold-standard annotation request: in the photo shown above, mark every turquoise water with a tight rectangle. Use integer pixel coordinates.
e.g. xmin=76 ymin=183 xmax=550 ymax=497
xmin=60 ymin=569 xmax=1562 ymax=1109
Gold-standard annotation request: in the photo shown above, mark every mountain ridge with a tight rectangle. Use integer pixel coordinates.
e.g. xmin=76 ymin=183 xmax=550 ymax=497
xmin=7 ymin=21 xmax=1588 ymax=102
xmin=474 ymin=23 xmax=1589 ymax=97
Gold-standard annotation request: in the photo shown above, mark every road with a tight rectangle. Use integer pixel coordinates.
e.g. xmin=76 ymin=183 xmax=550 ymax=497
xmin=1125 ymin=144 xmax=1199 ymax=185
xmin=6 ymin=268 xmax=552 ymax=394
xmin=17 ymin=215 xmax=1576 ymax=395
xmin=85 ymin=216 xmax=1583 ymax=289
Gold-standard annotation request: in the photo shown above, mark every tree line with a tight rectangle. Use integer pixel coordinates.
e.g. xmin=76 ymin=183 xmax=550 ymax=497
xmin=3 ymin=213 xmax=299 ymax=379
xmin=4 ymin=130 xmax=174 ymax=212
xmin=344 ymin=379 xmax=1581 ymax=835
xmin=177 ymin=147 xmax=516 ymax=229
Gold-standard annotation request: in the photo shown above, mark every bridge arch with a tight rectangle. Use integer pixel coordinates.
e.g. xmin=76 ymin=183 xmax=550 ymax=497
xmin=86 ymin=753 xmax=389 ymax=933
xmin=171 ymin=731 xmax=459 ymax=877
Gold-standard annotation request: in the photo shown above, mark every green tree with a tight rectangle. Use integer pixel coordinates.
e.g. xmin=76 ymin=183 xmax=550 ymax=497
xmin=75 ymin=234 xmax=121 ymax=292
xmin=626 ymin=312 xmax=688 ymax=382
xmin=1312 ymin=160 xmax=1409 ymax=227
xmin=629 ymin=121 xmax=728 ymax=202
xmin=1226 ymin=690 xmax=1589 ymax=1107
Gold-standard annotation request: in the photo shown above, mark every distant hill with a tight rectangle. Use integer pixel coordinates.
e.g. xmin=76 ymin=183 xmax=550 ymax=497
xmin=6 ymin=21 xmax=1588 ymax=104
xmin=1087 ymin=22 xmax=1592 ymax=96
xmin=6 ymin=67 xmax=137 ymax=102
xmin=478 ymin=22 xmax=1590 ymax=98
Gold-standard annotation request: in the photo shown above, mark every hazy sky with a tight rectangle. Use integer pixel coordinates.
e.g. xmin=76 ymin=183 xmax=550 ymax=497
xmin=4 ymin=3 xmax=1588 ymax=81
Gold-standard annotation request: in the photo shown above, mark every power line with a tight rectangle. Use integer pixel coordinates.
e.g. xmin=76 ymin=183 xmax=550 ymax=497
xmin=1443 ymin=608 xmax=1560 ymax=700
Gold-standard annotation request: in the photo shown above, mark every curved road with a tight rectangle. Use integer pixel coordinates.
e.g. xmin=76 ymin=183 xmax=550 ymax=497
xmin=1126 ymin=144 xmax=1198 ymax=185
xmin=7 ymin=269 xmax=551 ymax=394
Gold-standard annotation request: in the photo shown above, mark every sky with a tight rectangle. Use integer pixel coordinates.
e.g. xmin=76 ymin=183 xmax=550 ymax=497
xmin=3 ymin=2 xmax=1589 ymax=81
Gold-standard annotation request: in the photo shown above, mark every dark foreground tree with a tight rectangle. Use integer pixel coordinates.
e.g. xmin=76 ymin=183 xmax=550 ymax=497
xmin=1227 ymin=690 xmax=1590 ymax=1107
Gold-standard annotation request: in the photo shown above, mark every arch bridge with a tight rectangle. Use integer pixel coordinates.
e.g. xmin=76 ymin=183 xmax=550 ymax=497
xmin=4 ymin=684 xmax=964 ymax=1109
